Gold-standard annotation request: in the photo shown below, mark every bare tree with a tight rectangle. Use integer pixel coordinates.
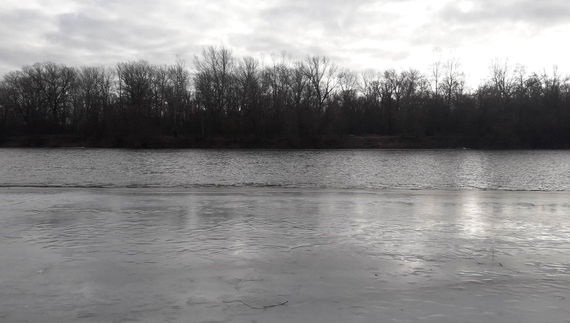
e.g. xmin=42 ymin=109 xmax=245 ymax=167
xmin=236 ymin=56 xmax=262 ymax=135
xmin=441 ymin=57 xmax=465 ymax=110
xmin=167 ymin=58 xmax=192 ymax=135
xmin=194 ymin=46 xmax=235 ymax=113
xmin=73 ymin=66 xmax=115 ymax=134
xmin=301 ymin=55 xmax=338 ymax=116
xmin=337 ymin=68 xmax=358 ymax=94
xmin=260 ymin=54 xmax=293 ymax=136
xmin=1 ymin=71 xmax=43 ymax=131
xmin=22 ymin=62 xmax=76 ymax=131
xmin=286 ymin=61 xmax=310 ymax=136
xmin=117 ymin=60 xmax=153 ymax=108
xmin=193 ymin=46 xmax=236 ymax=135
xmin=430 ymin=48 xmax=443 ymax=99
xmin=488 ymin=59 xmax=515 ymax=106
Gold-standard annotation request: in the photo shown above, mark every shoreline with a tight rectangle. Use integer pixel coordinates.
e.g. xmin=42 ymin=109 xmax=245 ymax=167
xmin=0 ymin=134 xmax=558 ymax=149
xmin=2 ymin=186 xmax=569 ymax=194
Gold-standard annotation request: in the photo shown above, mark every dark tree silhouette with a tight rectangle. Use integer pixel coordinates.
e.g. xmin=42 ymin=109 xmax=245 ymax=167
xmin=0 ymin=46 xmax=569 ymax=148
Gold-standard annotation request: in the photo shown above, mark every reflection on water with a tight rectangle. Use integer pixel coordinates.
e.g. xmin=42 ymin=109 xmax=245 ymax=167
xmin=1 ymin=188 xmax=569 ymax=322
xmin=458 ymin=193 xmax=489 ymax=238
xmin=1 ymin=149 xmax=570 ymax=190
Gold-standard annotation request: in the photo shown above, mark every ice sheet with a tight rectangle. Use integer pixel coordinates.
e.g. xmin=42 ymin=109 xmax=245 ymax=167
xmin=1 ymin=188 xmax=569 ymax=322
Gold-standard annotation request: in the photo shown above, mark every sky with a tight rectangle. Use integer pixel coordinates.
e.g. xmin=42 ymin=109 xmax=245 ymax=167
xmin=1 ymin=0 xmax=569 ymax=88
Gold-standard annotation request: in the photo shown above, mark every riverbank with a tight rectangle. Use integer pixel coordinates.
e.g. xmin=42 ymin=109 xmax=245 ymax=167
xmin=0 ymin=134 xmax=487 ymax=149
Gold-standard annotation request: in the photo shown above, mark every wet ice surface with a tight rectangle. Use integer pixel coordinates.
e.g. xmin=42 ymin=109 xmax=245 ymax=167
xmin=1 ymin=188 xmax=569 ymax=323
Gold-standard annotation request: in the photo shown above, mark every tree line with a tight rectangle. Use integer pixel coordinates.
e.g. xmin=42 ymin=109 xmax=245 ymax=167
xmin=1 ymin=46 xmax=569 ymax=148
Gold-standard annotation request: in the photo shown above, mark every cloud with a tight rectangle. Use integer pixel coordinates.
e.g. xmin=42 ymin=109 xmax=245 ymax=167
xmin=0 ymin=0 xmax=569 ymax=84
xmin=439 ymin=0 xmax=570 ymax=26
xmin=413 ymin=0 xmax=570 ymax=48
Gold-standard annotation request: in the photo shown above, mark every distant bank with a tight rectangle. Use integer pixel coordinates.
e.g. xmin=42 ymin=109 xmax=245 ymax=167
xmin=1 ymin=134 xmax=564 ymax=149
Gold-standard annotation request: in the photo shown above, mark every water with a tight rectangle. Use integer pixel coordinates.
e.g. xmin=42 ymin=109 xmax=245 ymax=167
xmin=1 ymin=188 xmax=569 ymax=322
xmin=1 ymin=148 xmax=570 ymax=190
xmin=1 ymin=149 xmax=570 ymax=322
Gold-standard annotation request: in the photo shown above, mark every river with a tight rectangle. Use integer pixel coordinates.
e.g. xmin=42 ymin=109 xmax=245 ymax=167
xmin=0 ymin=149 xmax=569 ymax=323
xmin=1 ymin=148 xmax=570 ymax=190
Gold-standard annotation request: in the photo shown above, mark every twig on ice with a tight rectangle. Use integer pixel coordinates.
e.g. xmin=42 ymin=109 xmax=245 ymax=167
xmin=221 ymin=299 xmax=288 ymax=309
xmin=468 ymin=255 xmax=482 ymax=264
xmin=112 ymin=313 xmax=128 ymax=323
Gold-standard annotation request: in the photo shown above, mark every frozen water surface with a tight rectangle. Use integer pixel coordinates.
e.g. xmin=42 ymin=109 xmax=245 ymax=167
xmin=1 ymin=188 xmax=569 ymax=322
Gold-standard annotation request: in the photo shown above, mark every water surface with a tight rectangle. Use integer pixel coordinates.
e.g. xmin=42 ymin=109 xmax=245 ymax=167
xmin=1 ymin=149 xmax=569 ymax=190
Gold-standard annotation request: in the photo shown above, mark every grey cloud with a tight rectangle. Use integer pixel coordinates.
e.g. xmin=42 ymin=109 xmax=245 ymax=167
xmin=0 ymin=9 xmax=58 ymax=72
xmin=46 ymin=12 xmax=180 ymax=53
xmin=357 ymin=48 xmax=410 ymax=61
xmin=251 ymin=0 xmax=407 ymax=59
xmin=0 ymin=1 xmax=215 ymax=73
xmin=0 ymin=0 xmax=414 ymax=74
xmin=229 ymin=32 xmax=329 ymax=62
xmin=0 ymin=8 xmax=51 ymax=26
xmin=229 ymin=28 xmax=410 ymax=73
xmin=409 ymin=0 xmax=570 ymax=50
xmin=0 ymin=9 xmax=54 ymax=43
xmin=438 ymin=0 xmax=570 ymax=27
xmin=409 ymin=22 xmax=484 ymax=49
xmin=259 ymin=0 xmax=401 ymax=36
xmin=0 ymin=44 xmax=98 ymax=73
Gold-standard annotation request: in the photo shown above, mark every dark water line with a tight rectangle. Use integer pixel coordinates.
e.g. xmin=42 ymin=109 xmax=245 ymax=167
xmin=0 ymin=183 xmax=568 ymax=192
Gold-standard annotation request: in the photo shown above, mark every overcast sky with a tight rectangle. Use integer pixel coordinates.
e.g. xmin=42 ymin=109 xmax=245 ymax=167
xmin=1 ymin=0 xmax=569 ymax=87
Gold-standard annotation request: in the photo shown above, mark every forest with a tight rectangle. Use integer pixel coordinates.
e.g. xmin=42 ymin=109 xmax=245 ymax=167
xmin=1 ymin=46 xmax=569 ymax=148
